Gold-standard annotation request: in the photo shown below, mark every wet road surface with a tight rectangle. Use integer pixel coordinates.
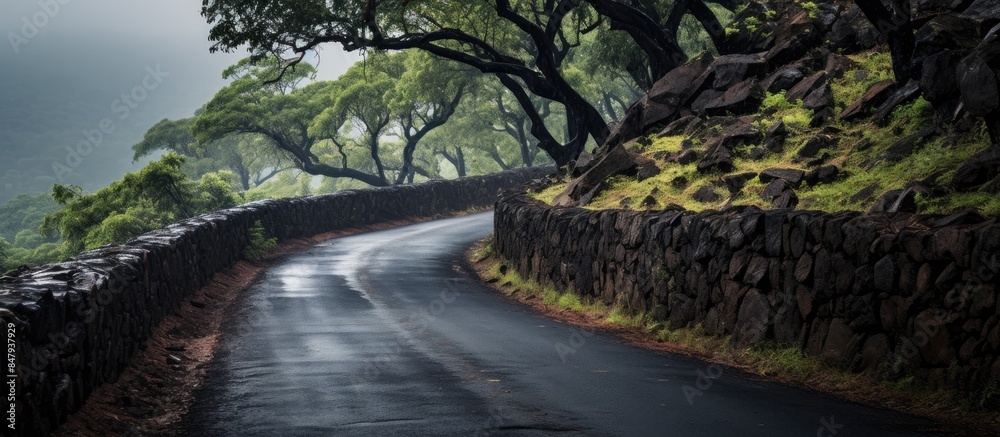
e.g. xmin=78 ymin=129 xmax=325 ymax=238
xmin=183 ymin=212 xmax=946 ymax=436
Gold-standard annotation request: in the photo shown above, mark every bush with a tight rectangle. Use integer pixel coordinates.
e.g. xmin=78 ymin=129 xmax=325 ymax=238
xmin=244 ymin=220 xmax=277 ymax=261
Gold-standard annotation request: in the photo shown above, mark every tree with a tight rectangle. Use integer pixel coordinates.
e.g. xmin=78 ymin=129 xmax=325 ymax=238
xmin=133 ymin=117 xmax=293 ymax=190
xmin=201 ymin=0 xmax=737 ymax=165
xmin=41 ymin=153 xmax=240 ymax=254
xmin=193 ymin=61 xmax=397 ymax=185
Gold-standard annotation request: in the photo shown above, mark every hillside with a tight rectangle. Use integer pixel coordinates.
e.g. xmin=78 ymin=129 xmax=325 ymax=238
xmin=535 ymin=0 xmax=1000 ymax=217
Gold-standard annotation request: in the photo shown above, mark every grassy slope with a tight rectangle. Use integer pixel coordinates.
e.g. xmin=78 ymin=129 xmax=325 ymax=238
xmin=536 ymin=50 xmax=996 ymax=215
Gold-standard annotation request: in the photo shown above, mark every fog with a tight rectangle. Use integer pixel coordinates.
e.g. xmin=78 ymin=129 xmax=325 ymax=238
xmin=0 ymin=0 xmax=359 ymax=203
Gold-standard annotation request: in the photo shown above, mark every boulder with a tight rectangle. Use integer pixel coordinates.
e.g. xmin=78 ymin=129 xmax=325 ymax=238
xmin=766 ymin=11 xmax=823 ymax=66
xmin=957 ymin=0 xmax=1000 ymax=35
xmin=722 ymin=172 xmax=758 ymax=195
xmin=760 ymin=168 xmax=806 ymax=187
xmin=764 ymin=120 xmax=788 ymax=152
xmin=874 ymin=80 xmax=922 ymax=122
xmin=957 ymin=54 xmax=1000 ymax=118
xmin=710 ymin=53 xmax=769 ymax=90
xmin=869 ymin=187 xmax=918 ymax=214
xmin=825 ymin=52 xmax=859 ymax=79
xmin=552 ymin=144 xmax=636 ymax=206
xmin=827 ymin=3 xmax=884 ymax=53
xmin=702 ymin=78 xmax=764 ymax=116
xmin=883 ymin=128 xmax=937 ymax=162
xmin=796 ymin=132 xmax=838 ymax=159
xmin=648 ymin=53 xmax=716 ymax=105
xmin=658 ymin=115 xmax=702 ymax=137
xmin=786 ymin=72 xmax=828 ymax=103
xmin=761 ymin=179 xmax=799 ymax=208
xmin=693 ymin=185 xmax=722 ymax=203
xmin=697 ymin=139 xmax=734 ymax=173
xmin=772 ymin=189 xmax=799 ymax=209
xmin=634 ymin=154 xmax=662 ymax=181
xmin=953 ymin=146 xmax=1000 ymax=191
xmin=919 ymin=51 xmax=962 ymax=107
xmin=839 ymin=79 xmax=895 ymax=121
xmin=763 ymin=67 xmax=804 ymax=94
xmin=718 ymin=116 xmax=763 ymax=149
xmin=802 ymin=83 xmax=835 ymax=111
xmin=804 ymin=165 xmax=840 ymax=186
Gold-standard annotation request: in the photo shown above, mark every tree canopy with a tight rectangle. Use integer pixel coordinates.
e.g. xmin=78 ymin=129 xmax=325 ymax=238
xmin=201 ymin=0 xmax=738 ymax=165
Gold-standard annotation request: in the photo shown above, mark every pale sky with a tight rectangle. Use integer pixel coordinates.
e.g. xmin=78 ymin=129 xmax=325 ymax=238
xmin=0 ymin=0 xmax=359 ymax=202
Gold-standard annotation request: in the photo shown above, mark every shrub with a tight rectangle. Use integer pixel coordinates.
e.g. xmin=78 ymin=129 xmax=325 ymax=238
xmin=245 ymin=220 xmax=277 ymax=261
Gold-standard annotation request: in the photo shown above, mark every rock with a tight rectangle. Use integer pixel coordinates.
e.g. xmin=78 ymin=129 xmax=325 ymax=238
xmin=697 ymin=139 xmax=734 ymax=173
xmin=839 ymin=79 xmax=895 ymax=121
xmin=649 ymin=53 xmax=716 ymax=105
xmin=763 ymin=67 xmax=804 ymax=93
xmin=760 ymin=168 xmax=806 ymax=187
xmin=796 ymin=132 xmax=838 ymax=159
xmin=723 ymin=172 xmax=758 ymax=195
xmin=702 ymin=79 xmax=764 ymax=116
xmin=764 ymin=120 xmax=788 ymax=152
xmin=825 ymin=52 xmax=858 ymax=79
xmin=553 ymin=144 xmax=636 ymax=206
xmin=640 ymin=195 xmax=657 ymax=208
xmin=802 ymin=82 xmax=834 ymax=111
xmin=166 ymin=354 xmax=183 ymax=365
xmin=889 ymin=187 xmax=919 ymax=213
xmin=190 ymin=300 xmax=205 ymax=309
xmin=884 ymin=128 xmax=937 ymax=162
xmin=766 ymin=11 xmax=823 ymax=66
xmin=710 ymin=53 xmax=768 ymax=90
xmin=671 ymin=176 xmax=689 ymax=189
xmin=693 ymin=185 xmax=722 ymax=203
xmin=828 ymin=3 xmax=884 ymax=53
xmin=953 ymin=146 xmax=1000 ymax=191
xmin=958 ymin=0 xmax=1000 ymax=35
xmin=804 ymin=165 xmax=840 ymax=186
xmin=874 ymin=79 xmax=922 ymax=122
xmin=786 ymin=72 xmax=828 ymax=103
xmin=869 ymin=188 xmax=917 ymax=214
xmin=957 ymin=54 xmax=1000 ymax=118
xmin=919 ymin=51 xmax=962 ymax=108
xmin=761 ymin=179 xmax=792 ymax=200
xmin=772 ymin=189 xmax=799 ymax=209
xmin=718 ymin=116 xmax=763 ymax=149
xmin=619 ymin=197 xmax=633 ymax=208
xmin=659 ymin=115 xmax=702 ymax=136
xmin=913 ymin=15 xmax=982 ymax=68
xmin=675 ymin=149 xmax=699 ymax=165
xmin=634 ymin=154 xmax=662 ymax=181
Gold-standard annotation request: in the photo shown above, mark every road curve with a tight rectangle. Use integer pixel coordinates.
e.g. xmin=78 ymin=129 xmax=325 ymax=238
xmin=183 ymin=212 xmax=945 ymax=436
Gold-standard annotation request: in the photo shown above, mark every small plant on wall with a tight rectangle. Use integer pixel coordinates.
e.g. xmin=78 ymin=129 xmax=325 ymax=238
xmin=244 ymin=220 xmax=276 ymax=261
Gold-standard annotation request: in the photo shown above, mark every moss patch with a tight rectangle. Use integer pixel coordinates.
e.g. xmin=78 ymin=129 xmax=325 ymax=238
xmin=532 ymin=49 xmax=996 ymax=216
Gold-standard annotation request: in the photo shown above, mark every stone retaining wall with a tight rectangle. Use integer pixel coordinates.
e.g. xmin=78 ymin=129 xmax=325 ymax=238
xmin=495 ymin=190 xmax=1000 ymax=392
xmin=0 ymin=167 xmax=549 ymax=436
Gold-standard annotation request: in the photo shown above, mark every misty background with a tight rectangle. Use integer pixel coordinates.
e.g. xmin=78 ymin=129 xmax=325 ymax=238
xmin=0 ymin=0 xmax=359 ymax=204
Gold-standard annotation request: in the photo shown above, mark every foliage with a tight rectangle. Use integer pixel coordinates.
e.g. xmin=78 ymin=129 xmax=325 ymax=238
xmin=244 ymin=220 xmax=277 ymax=261
xmin=0 ymin=193 xmax=60 ymax=241
xmin=200 ymin=0 xmax=739 ymax=165
xmin=41 ymin=153 xmax=241 ymax=255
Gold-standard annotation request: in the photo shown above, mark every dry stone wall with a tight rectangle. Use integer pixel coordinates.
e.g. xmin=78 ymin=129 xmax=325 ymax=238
xmin=0 ymin=167 xmax=549 ymax=436
xmin=495 ymin=189 xmax=1000 ymax=392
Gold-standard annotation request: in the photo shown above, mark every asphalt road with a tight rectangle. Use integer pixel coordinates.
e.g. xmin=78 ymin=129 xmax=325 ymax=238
xmin=183 ymin=212 xmax=947 ymax=436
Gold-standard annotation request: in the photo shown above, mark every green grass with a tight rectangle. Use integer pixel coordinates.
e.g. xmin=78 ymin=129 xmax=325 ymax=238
xmin=744 ymin=344 xmax=825 ymax=379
